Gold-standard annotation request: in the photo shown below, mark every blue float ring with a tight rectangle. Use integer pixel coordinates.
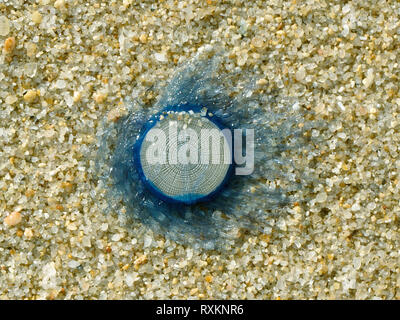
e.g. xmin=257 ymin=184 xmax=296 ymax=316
xmin=133 ymin=103 xmax=234 ymax=205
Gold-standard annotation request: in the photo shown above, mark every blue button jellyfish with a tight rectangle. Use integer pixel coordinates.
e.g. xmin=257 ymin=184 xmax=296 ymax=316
xmin=96 ymin=49 xmax=318 ymax=250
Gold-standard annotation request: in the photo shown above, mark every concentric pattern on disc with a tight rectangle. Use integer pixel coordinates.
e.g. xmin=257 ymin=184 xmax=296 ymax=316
xmin=139 ymin=110 xmax=231 ymax=203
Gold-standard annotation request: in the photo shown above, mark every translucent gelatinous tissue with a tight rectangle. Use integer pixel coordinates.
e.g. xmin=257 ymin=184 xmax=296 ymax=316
xmin=96 ymin=48 xmax=318 ymax=250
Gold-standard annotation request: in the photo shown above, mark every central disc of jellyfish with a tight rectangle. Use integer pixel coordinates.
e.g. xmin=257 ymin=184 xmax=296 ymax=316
xmin=134 ymin=105 xmax=233 ymax=205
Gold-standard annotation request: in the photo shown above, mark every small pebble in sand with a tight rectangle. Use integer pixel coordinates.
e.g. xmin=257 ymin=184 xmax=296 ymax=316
xmin=5 ymin=95 xmax=17 ymax=105
xmin=251 ymin=37 xmax=264 ymax=48
xmin=295 ymin=66 xmax=306 ymax=81
xmin=54 ymin=0 xmax=65 ymax=9
xmin=93 ymin=91 xmax=107 ymax=104
xmin=0 ymin=16 xmax=10 ymax=36
xmin=3 ymin=37 xmax=16 ymax=54
xmin=139 ymin=34 xmax=148 ymax=44
xmin=24 ymin=228 xmax=34 ymax=239
xmin=4 ymin=212 xmax=22 ymax=227
xmin=26 ymin=42 xmax=37 ymax=57
xmin=154 ymin=52 xmax=167 ymax=62
xmin=256 ymin=78 xmax=268 ymax=86
xmin=61 ymin=182 xmax=74 ymax=194
xmin=23 ymin=89 xmax=37 ymax=103
xmin=73 ymin=91 xmax=82 ymax=103
xmin=134 ymin=255 xmax=148 ymax=266
xmin=31 ymin=11 xmax=42 ymax=24
xmin=362 ymin=69 xmax=375 ymax=88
